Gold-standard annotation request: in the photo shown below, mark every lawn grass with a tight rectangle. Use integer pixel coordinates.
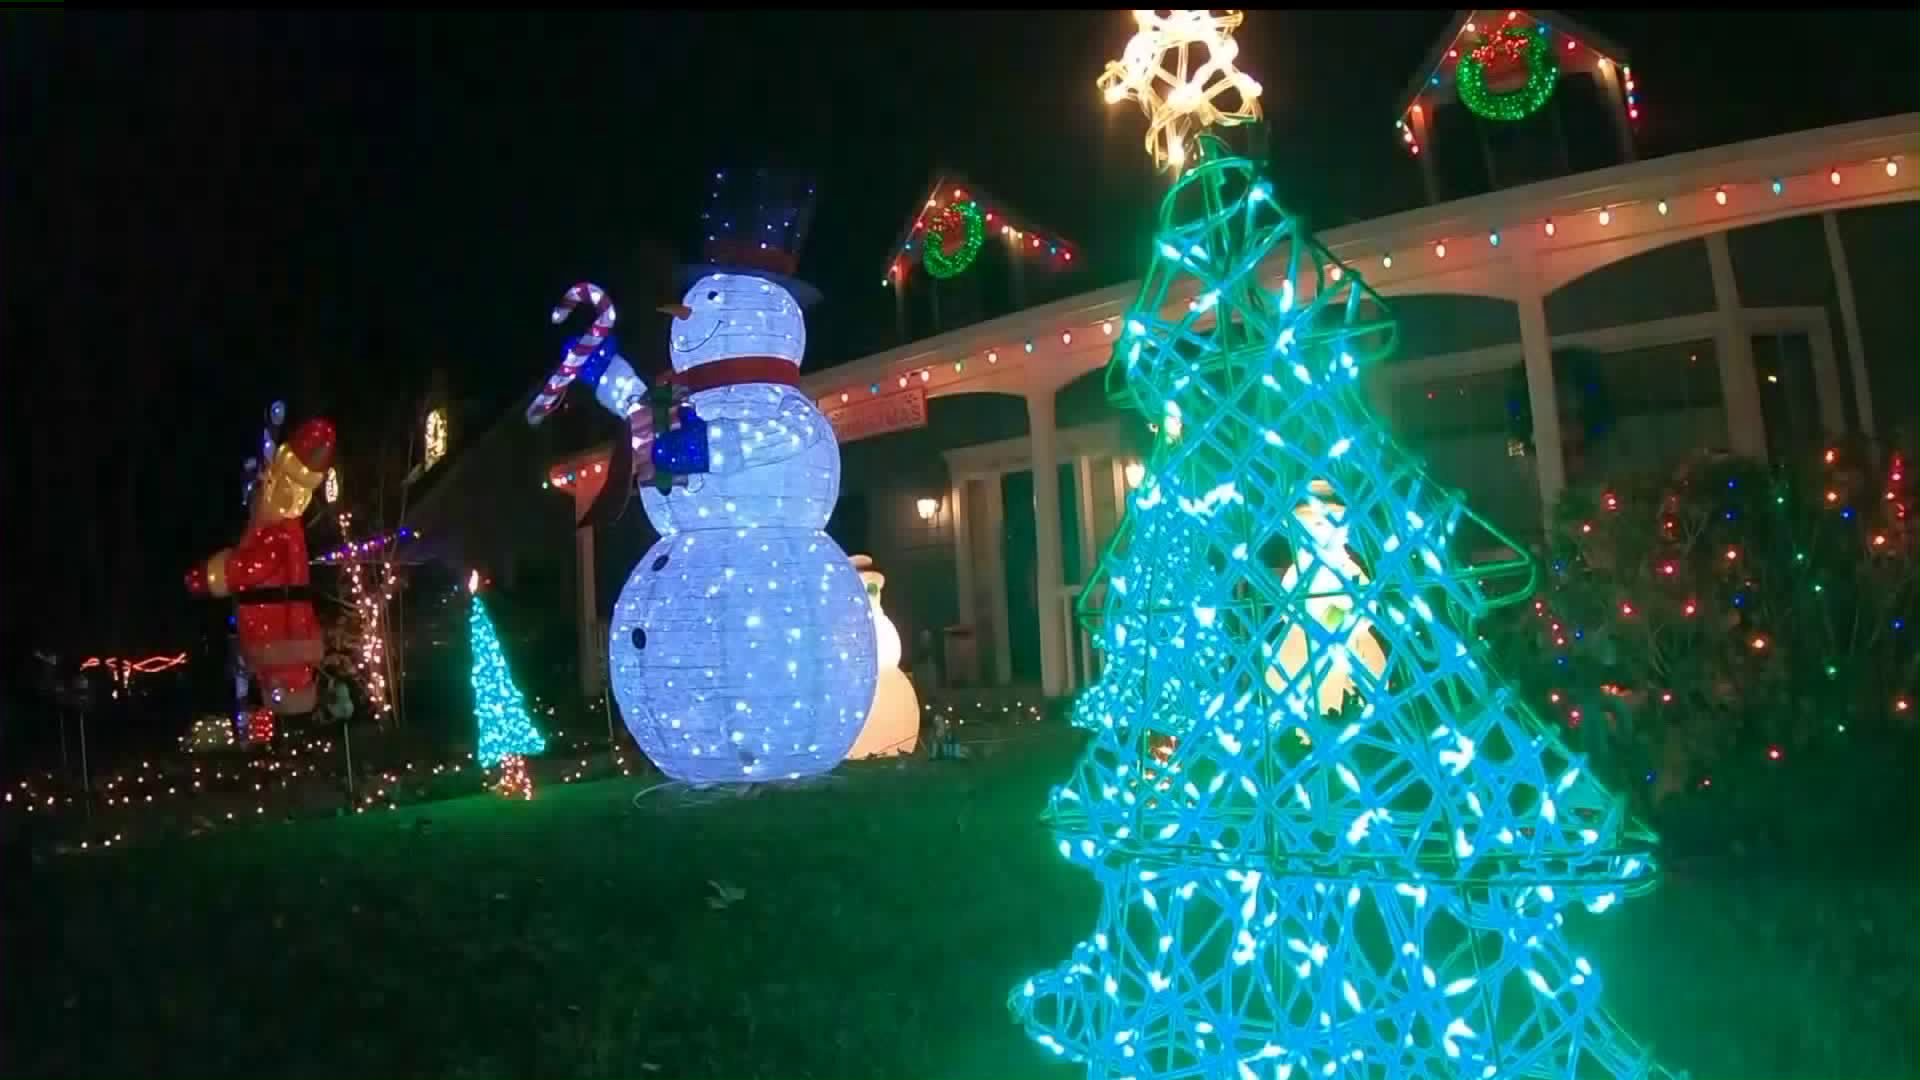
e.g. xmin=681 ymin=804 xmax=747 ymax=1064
xmin=5 ymin=719 xmax=1914 ymax=1080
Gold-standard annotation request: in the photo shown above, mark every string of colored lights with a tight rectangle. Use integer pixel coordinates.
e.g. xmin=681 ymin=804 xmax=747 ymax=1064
xmin=15 ymin=723 xmax=609 ymax=847
xmin=852 ymin=154 xmax=1912 ymax=402
xmin=333 ymin=511 xmax=394 ymax=717
xmin=17 ymin=695 xmax=1045 ymax=859
xmin=540 ymin=156 xmax=1908 ymax=494
xmin=312 ymin=526 xmax=418 ymax=565
xmin=887 ymin=184 xmax=1077 ymax=288
xmin=1398 ymin=10 xmax=1639 ymax=155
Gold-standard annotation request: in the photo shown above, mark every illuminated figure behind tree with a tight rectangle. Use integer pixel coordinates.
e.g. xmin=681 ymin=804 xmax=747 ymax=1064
xmin=1009 ymin=136 xmax=1680 ymax=1080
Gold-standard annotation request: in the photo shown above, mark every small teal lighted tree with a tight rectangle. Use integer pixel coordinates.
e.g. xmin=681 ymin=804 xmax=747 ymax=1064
xmin=469 ymin=574 xmax=546 ymax=799
xmin=1011 ymin=14 xmax=1678 ymax=1080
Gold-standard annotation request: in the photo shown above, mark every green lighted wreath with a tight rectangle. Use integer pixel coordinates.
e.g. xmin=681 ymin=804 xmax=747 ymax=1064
xmin=922 ymin=201 xmax=985 ymax=279
xmin=1457 ymin=27 xmax=1559 ymax=123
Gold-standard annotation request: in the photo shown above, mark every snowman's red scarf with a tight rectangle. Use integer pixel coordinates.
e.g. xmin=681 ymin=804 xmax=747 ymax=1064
xmin=659 ymin=356 xmax=801 ymax=395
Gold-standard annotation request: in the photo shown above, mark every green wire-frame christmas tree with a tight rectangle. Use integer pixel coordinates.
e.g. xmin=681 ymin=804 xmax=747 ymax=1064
xmin=1010 ymin=15 xmax=1679 ymax=1080
xmin=470 ymin=589 xmax=546 ymax=798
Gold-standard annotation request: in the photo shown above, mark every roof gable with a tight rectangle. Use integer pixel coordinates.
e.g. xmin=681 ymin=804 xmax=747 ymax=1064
xmin=881 ymin=168 xmax=1079 ymax=288
xmin=1394 ymin=9 xmax=1632 ymax=123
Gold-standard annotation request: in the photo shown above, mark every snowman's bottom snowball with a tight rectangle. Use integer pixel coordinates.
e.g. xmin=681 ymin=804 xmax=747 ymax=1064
xmin=609 ymin=528 xmax=878 ymax=785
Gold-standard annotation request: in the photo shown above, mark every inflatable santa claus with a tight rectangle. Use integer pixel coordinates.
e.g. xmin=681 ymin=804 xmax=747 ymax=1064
xmin=186 ymin=418 xmax=335 ymax=716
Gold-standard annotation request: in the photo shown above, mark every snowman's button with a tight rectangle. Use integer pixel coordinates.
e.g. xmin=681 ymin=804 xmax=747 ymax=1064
xmin=631 ymin=627 xmax=647 ymax=651
xmin=651 ymin=553 xmax=671 ymax=572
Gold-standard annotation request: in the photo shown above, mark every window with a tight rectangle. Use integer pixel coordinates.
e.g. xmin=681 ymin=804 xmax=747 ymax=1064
xmin=1560 ymin=339 xmax=1727 ymax=477
xmin=423 ymin=408 xmax=448 ymax=470
xmin=1391 ymin=368 xmax=1517 ymax=441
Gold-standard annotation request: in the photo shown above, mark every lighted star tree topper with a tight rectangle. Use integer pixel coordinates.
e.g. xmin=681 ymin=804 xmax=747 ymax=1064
xmin=1098 ymin=9 xmax=1264 ymax=171
xmin=469 ymin=572 xmax=546 ymax=799
xmin=1009 ymin=20 xmax=1680 ymax=1080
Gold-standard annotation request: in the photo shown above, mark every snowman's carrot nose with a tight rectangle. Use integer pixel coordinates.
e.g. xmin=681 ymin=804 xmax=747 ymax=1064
xmin=658 ymin=303 xmax=693 ymax=319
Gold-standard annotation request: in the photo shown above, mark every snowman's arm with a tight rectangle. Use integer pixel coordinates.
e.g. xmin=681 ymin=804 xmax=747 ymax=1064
xmin=593 ymin=355 xmax=646 ymax=421
xmin=701 ymin=393 xmax=831 ymax=474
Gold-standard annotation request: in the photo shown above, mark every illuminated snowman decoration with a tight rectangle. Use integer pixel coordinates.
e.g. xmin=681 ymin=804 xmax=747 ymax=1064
xmin=844 ymin=555 xmax=921 ymax=759
xmin=609 ymin=272 xmax=876 ymax=784
xmin=1264 ymin=482 xmax=1389 ymax=717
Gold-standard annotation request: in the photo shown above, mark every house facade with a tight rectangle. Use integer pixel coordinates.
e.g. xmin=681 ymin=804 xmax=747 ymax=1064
xmin=543 ymin=16 xmax=1919 ymax=702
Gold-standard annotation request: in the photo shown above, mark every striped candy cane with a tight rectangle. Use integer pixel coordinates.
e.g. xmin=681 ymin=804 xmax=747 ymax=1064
xmin=526 ymin=282 xmax=618 ymax=425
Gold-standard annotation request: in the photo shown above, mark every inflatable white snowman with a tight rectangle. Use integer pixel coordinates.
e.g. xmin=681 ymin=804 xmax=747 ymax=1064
xmin=844 ymin=555 xmax=921 ymax=759
xmin=608 ymin=271 xmax=876 ymax=784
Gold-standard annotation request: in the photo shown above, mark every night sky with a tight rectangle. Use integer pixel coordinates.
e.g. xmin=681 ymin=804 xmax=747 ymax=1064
xmin=3 ymin=10 xmax=1915 ymax=659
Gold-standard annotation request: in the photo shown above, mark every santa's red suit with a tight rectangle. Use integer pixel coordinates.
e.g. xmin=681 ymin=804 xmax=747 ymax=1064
xmin=187 ymin=419 xmax=335 ymax=716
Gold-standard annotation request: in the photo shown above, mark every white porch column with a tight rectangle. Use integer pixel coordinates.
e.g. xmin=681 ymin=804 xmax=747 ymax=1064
xmin=1074 ymin=455 xmax=1099 ymax=582
xmin=575 ymin=524 xmax=599 ymax=697
xmin=1516 ymin=287 xmax=1566 ymax=523
xmin=986 ymin=476 xmax=1013 ymax=685
xmin=1026 ymin=389 xmax=1071 ymax=697
xmin=1704 ymin=233 xmax=1769 ymax=460
xmin=951 ymin=473 xmax=976 ymax=619
xmin=1821 ymin=211 xmax=1877 ymax=441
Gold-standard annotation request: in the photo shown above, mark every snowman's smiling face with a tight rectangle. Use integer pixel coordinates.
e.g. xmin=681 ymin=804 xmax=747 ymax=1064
xmin=668 ymin=272 xmax=806 ymax=375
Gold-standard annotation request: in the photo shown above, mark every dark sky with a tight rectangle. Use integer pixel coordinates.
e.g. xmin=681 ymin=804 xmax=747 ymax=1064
xmin=3 ymin=10 xmax=1916 ymax=657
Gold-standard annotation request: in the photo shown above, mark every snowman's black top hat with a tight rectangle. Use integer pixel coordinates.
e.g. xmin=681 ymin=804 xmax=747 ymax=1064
xmin=679 ymin=167 xmax=823 ymax=307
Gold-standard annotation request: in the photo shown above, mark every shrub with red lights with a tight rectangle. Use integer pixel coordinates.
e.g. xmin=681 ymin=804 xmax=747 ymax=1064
xmin=1488 ymin=436 xmax=1917 ymax=821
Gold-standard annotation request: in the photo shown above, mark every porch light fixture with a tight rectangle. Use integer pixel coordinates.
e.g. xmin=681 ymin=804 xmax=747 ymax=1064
xmin=916 ymin=497 xmax=941 ymax=522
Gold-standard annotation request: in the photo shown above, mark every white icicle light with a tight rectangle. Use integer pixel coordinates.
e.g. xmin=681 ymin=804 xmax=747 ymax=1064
xmin=610 ymin=273 xmax=875 ymax=785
